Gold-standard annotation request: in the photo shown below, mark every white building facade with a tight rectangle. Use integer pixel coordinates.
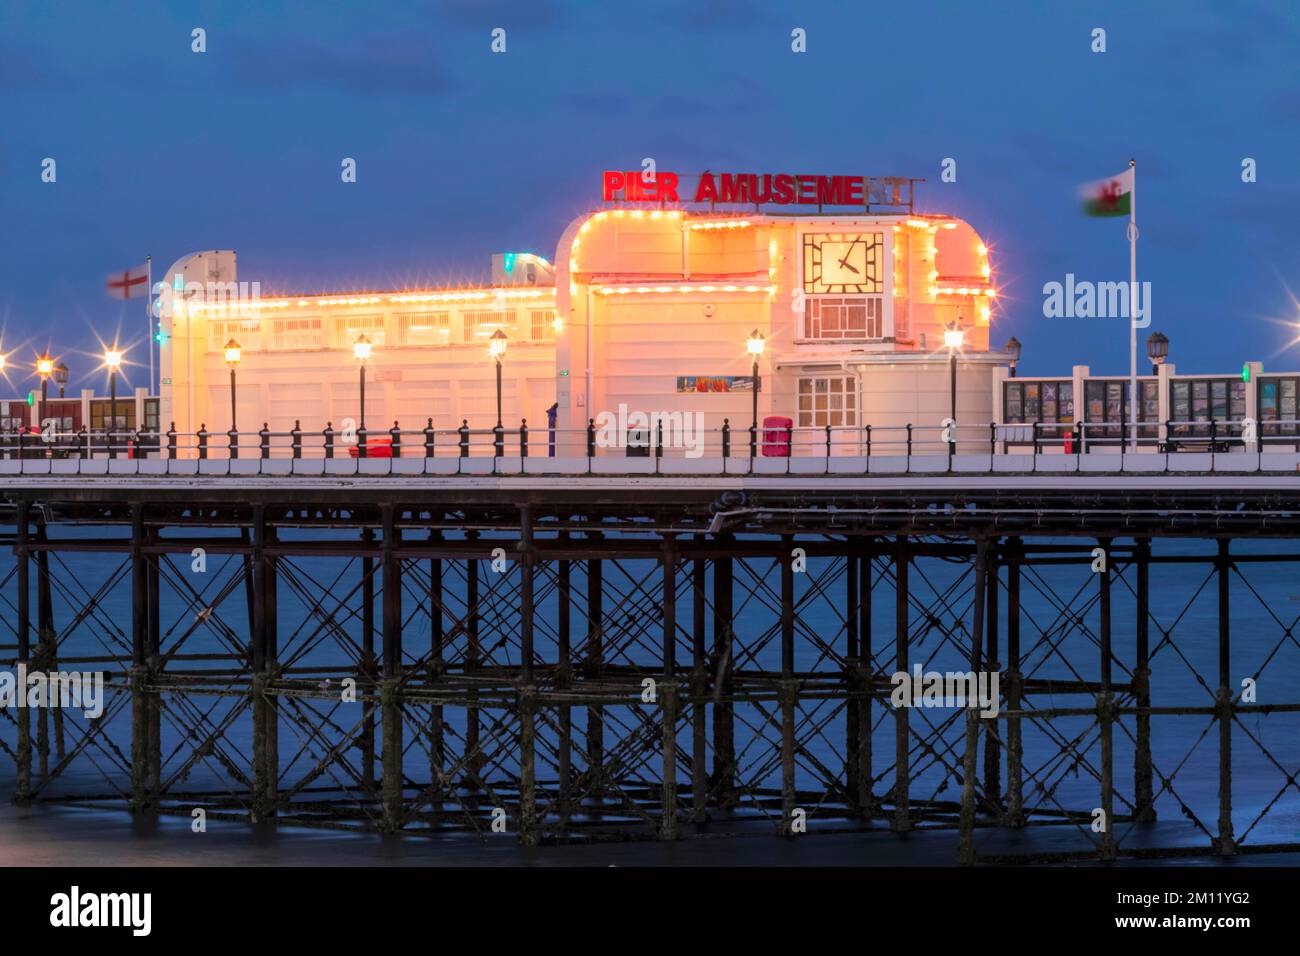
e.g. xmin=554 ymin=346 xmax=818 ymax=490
xmin=157 ymin=172 xmax=1012 ymax=454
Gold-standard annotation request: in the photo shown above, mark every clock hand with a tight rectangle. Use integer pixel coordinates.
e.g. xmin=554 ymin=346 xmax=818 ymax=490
xmin=836 ymin=239 xmax=862 ymax=272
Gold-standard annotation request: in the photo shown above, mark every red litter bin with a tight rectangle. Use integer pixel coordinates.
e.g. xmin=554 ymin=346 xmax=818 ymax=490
xmin=762 ymin=416 xmax=793 ymax=457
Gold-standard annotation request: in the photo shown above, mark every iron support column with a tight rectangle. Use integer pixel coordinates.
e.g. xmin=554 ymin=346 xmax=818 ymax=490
xmin=659 ymin=535 xmax=678 ymax=840
xmin=1216 ymin=539 xmax=1236 ymax=855
xmin=380 ymin=505 xmax=403 ymax=832
xmin=1097 ymin=536 xmax=1116 ymax=861
xmin=892 ymin=536 xmax=911 ymax=832
xmin=1134 ymin=537 xmax=1155 ymax=822
xmin=957 ymin=538 xmax=989 ymax=865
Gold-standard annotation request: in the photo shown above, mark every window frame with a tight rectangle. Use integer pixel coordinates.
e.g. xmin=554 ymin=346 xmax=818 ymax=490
xmin=796 ymin=374 xmax=858 ymax=429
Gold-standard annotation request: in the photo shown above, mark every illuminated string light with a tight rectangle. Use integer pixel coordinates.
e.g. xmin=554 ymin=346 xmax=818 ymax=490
xmin=688 ymin=219 xmax=753 ymax=231
xmin=595 ymin=283 xmax=775 ymax=296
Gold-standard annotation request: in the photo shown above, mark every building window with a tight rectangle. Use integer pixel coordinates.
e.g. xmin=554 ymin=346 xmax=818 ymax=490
xmin=333 ymin=314 xmax=386 ymax=348
xmin=797 ymin=375 xmax=857 ymax=428
xmin=803 ymin=296 xmax=882 ymax=341
xmin=209 ymin=318 xmax=261 ymax=352
xmin=462 ymin=310 xmax=513 ymax=343
xmin=396 ymin=312 xmax=450 ymax=346
xmin=271 ymin=317 xmax=323 ymax=350
xmin=1171 ymin=379 xmax=1245 ymax=437
xmin=529 ymin=309 xmax=556 ymax=341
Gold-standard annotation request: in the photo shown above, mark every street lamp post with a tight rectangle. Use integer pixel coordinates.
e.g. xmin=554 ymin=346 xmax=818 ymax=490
xmin=54 ymin=361 xmax=68 ymax=398
xmin=747 ymin=330 xmax=765 ymax=457
xmin=490 ymin=330 xmax=508 ymax=457
xmin=225 ymin=339 xmax=242 ymax=458
xmin=104 ymin=349 xmax=123 ymax=459
xmin=1146 ymin=331 xmax=1168 ymax=376
xmin=1004 ymin=336 xmax=1021 ymax=378
xmin=944 ymin=321 xmax=965 ymax=457
xmin=354 ymin=334 xmax=372 ymax=457
xmin=36 ymin=355 xmax=53 ymax=441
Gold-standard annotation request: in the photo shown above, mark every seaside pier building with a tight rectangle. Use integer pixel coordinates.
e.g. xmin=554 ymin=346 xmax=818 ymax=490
xmin=158 ymin=173 xmax=1010 ymax=452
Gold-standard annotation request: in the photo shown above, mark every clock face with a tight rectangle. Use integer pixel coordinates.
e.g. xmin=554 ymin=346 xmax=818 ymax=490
xmin=802 ymin=232 xmax=883 ymax=294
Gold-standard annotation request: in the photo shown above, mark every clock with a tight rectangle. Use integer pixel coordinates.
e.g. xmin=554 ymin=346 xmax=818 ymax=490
xmin=802 ymin=232 xmax=883 ymax=294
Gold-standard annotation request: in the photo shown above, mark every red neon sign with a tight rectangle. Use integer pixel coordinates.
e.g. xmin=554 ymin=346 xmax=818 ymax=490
xmin=602 ymin=170 xmax=910 ymax=207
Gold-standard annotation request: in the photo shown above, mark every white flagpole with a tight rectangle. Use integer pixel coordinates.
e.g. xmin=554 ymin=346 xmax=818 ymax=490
xmin=1128 ymin=158 xmax=1137 ymax=453
xmin=146 ymin=256 xmax=153 ymax=396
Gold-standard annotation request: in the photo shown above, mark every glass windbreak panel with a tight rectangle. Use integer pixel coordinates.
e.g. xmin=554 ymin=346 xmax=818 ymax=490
xmin=1229 ymin=381 xmax=1246 ymax=419
xmin=1210 ymin=381 xmax=1228 ymax=420
xmin=1260 ymin=380 xmax=1279 ymax=436
xmin=1140 ymin=380 xmax=1159 ymax=438
xmin=1041 ymin=382 xmax=1057 ymax=424
xmin=1105 ymin=382 xmax=1124 ymax=438
xmin=1172 ymin=382 xmax=1190 ymax=435
xmin=1086 ymin=381 xmax=1106 ymax=422
xmin=1005 ymin=383 xmax=1023 ymax=423
xmin=1023 ymin=382 xmax=1040 ymax=421
xmin=1058 ymin=382 xmax=1075 ymax=422
xmin=1282 ymin=379 xmax=1297 ymax=436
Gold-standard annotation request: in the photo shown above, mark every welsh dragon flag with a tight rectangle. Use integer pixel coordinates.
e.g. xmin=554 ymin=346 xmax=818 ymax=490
xmin=1079 ymin=168 xmax=1133 ymax=217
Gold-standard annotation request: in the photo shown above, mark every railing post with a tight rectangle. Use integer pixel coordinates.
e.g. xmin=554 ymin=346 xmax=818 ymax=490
xmin=228 ymin=426 xmax=238 ymax=460
xmin=586 ymin=418 xmax=596 ymax=457
xmin=655 ymin=419 xmax=663 ymax=459
xmin=1076 ymin=420 xmax=1085 ymax=455
xmin=259 ymin=423 xmax=270 ymax=460
xmin=80 ymin=425 xmax=90 ymax=460
xmin=493 ymin=422 xmax=504 ymax=458
xmin=167 ymin=423 xmax=177 ymax=460
xmin=197 ymin=425 xmax=208 ymax=460
xmin=358 ymin=422 xmax=368 ymax=459
xmin=424 ymin=418 xmax=435 ymax=458
xmin=721 ymin=418 xmax=731 ymax=458
xmin=520 ymin=419 xmax=529 ymax=458
xmin=906 ymin=423 xmax=913 ymax=457
xmin=323 ymin=423 xmax=335 ymax=459
xmin=291 ymin=420 xmax=302 ymax=459
xmin=459 ymin=420 xmax=470 ymax=457
xmin=749 ymin=422 xmax=757 ymax=458
xmin=391 ymin=421 xmax=402 ymax=459
xmin=136 ymin=425 xmax=146 ymax=460
xmin=785 ymin=423 xmax=792 ymax=458
xmin=865 ymin=423 xmax=872 ymax=457
xmin=1210 ymin=418 xmax=1218 ymax=452
xmin=824 ymin=423 xmax=832 ymax=458
xmin=989 ymin=421 xmax=997 ymax=457
xmin=1031 ymin=421 xmax=1039 ymax=456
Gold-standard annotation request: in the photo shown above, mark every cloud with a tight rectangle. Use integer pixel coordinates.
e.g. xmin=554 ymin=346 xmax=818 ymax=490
xmin=0 ymin=40 xmax=74 ymax=92
xmin=434 ymin=0 xmax=567 ymax=31
xmin=227 ymin=37 xmax=456 ymax=95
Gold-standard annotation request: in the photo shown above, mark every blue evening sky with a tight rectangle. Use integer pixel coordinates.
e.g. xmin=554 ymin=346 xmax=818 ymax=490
xmin=1 ymin=0 xmax=1297 ymax=393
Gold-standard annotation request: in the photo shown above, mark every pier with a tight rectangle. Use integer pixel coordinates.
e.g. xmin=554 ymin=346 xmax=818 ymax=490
xmin=4 ymin=442 xmax=1300 ymax=863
